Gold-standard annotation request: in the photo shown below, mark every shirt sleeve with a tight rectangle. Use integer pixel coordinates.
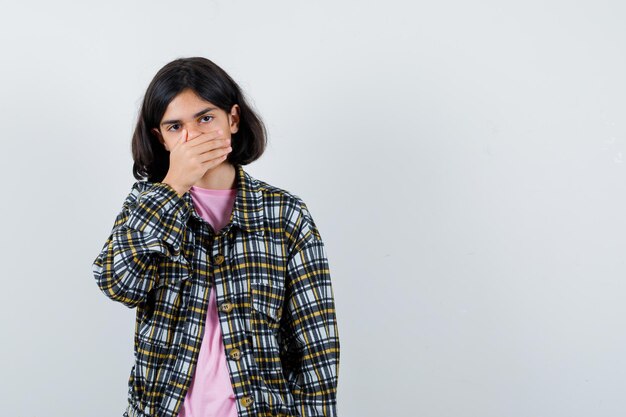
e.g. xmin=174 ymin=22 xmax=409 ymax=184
xmin=279 ymin=199 xmax=341 ymax=417
xmin=92 ymin=181 xmax=191 ymax=309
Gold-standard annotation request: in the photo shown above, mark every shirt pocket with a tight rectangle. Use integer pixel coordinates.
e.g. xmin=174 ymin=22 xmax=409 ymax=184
xmin=250 ymin=280 xmax=284 ymax=330
xmin=138 ymin=278 xmax=189 ymax=347
xmin=133 ymin=337 xmax=174 ymax=414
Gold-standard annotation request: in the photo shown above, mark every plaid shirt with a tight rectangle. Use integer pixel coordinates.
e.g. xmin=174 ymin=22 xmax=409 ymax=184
xmin=92 ymin=164 xmax=340 ymax=417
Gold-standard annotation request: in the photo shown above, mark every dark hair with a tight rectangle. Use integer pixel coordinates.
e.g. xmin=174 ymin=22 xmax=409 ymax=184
xmin=131 ymin=57 xmax=267 ymax=182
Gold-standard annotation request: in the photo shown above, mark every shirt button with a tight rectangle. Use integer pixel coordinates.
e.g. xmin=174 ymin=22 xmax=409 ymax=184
xmin=229 ymin=348 xmax=241 ymax=360
xmin=241 ymin=395 xmax=254 ymax=407
xmin=219 ymin=302 xmax=234 ymax=313
xmin=214 ymin=254 xmax=225 ymax=265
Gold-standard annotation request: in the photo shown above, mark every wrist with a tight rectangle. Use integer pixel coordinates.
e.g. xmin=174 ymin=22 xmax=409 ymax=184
xmin=161 ymin=178 xmax=189 ymax=197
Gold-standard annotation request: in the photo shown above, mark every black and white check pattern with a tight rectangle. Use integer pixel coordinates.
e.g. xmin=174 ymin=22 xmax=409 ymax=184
xmin=92 ymin=164 xmax=340 ymax=417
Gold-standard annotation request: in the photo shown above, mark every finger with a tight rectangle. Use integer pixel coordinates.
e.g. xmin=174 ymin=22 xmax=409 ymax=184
xmin=189 ymin=129 xmax=223 ymax=146
xmin=194 ymin=138 xmax=232 ymax=155
xmin=199 ymin=144 xmax=232 ymax=163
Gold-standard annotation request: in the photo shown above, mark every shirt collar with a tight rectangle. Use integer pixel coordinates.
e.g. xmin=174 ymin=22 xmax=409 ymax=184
xmin=181 ymin=163 xmax=265 ymax=236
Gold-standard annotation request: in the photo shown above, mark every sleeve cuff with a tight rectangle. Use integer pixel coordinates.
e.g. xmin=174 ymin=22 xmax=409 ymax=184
xmin=123 ymin=182 xmax=190 ymax=256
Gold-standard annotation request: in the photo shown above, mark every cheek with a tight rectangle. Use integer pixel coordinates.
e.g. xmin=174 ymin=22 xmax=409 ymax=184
xmin=162 ymin=135 xmax=177 ymax=149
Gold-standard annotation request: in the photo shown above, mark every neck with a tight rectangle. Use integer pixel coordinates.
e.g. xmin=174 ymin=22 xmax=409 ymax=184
xmin=193 ymin=161 xmax=237 ymax=190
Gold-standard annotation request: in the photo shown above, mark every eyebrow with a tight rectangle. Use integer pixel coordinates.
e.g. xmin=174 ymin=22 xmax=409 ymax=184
xmin=161 ymin=107 xmax=217 ymax=126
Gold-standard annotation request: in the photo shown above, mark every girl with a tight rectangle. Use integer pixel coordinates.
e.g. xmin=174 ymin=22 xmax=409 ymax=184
xmin=92 ymin=57 xmax=340 ymax=417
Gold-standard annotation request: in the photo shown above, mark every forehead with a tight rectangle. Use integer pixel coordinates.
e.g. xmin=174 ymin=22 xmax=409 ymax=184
xmin=162 ymin=89 xmax=217 ymax=119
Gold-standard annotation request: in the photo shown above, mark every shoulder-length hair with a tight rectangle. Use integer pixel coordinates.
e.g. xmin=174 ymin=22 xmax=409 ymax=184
xmin=131 ymin=57 xmax=267 ymax=182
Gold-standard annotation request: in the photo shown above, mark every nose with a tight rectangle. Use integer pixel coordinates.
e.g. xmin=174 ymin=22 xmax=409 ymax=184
xmin=184 ymin=123 xmax=202 ymax=140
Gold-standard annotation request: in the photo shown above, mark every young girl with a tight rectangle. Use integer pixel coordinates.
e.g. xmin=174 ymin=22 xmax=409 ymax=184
xmin=92 ymin=57 xmax=340 ymax=417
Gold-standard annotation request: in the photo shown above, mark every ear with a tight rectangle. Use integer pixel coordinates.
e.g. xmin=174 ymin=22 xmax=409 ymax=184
xmin=229 ymin=104 xmax=240 ymax=134
xmin=151 ymin=127 xmax=169 ymax=151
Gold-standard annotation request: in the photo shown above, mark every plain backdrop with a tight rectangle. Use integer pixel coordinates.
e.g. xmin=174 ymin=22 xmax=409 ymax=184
xmin=1 ymin=1 xmax=626 ymax=416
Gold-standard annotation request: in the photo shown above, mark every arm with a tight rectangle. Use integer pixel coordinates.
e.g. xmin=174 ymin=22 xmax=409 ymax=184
xmin=92 ymin=181 xmax=191 ymax=309
xmin=279 ymin=200 xmax=340 ymax=417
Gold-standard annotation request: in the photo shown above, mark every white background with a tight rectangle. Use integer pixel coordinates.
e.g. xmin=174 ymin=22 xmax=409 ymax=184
xmin=1 ymin=1 xmax=625 ymax=416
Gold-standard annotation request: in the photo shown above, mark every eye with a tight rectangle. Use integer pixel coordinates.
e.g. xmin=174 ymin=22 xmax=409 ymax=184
xmin=200 ymin=115 xmax=213 ymax=123
xmin=167 ymin=124 xmax=180 ymax=132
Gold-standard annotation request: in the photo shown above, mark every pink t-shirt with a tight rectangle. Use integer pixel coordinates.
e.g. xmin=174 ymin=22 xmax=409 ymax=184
xmin=177 ymin=185 xmax=239 ymax=417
